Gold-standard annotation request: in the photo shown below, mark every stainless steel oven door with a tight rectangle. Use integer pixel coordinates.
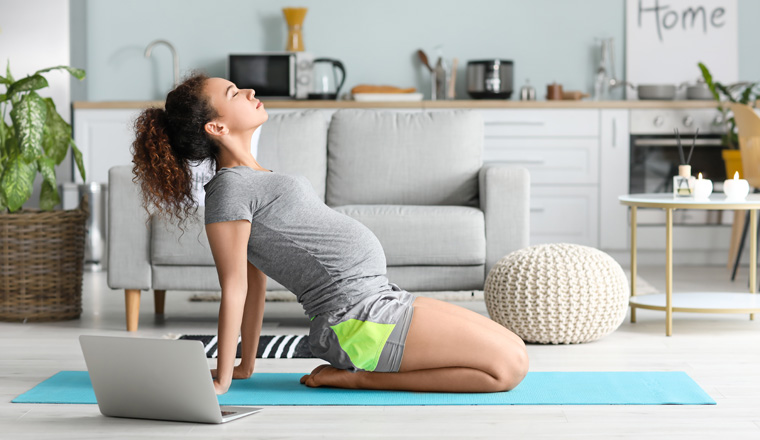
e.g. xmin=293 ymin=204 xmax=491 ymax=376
xmin=629 ymin=134 xmax=728 ymax=225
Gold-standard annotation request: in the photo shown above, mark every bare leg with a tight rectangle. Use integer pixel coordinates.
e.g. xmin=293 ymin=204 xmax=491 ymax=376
xmin=301 ymin=297 xmax=529 ymax=392
xmin=411 ymin=296 xmax=526 ymax=347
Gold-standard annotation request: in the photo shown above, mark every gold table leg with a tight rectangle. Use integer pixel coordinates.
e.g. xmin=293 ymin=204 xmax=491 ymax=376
xmin=630 ymin=206 xmax=637 ymax=324
xmin=751 ymin=209 xmax=757 ymax=321
xmin=666 ymin=208 xmax=673 ymax=337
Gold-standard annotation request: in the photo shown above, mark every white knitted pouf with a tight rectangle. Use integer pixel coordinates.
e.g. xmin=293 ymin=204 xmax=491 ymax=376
xmin=484 ymin=243 xmax=629 ymax=344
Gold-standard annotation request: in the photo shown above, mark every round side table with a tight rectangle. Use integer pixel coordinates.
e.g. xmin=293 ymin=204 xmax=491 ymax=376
xmin=619 ymin=193 xmax=760 ymax=336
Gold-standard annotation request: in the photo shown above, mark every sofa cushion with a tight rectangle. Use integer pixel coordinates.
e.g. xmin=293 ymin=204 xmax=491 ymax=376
xmin=151 ymin=210 xmax=215 ymax=266
xmin=257 ymin=109 xmax=328 ymax=201
xmin=332 ymin=205 xmax=485 ymax=266
xmin=326 ymin=109 xmax=483 ymax=207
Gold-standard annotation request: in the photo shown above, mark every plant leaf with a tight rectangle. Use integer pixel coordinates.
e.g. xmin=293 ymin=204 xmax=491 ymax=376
xmin=40 ymin=97 xmax=71 ymax=164
xmin=0 ymin=75 xmax=9 ymax=86
xmin=10 ymin=91 xmax=47 ymax=162
xmin=740 ymin=83 xmax=758 ymax=104
xmin=6 ymin=60 xmax=14 ymax=84
xmin=39 ymin=179 xmax=60 ymax=211
xmin=34 ymin=65 xmax=86 ymax=81
xmin=6 ymin=74 xmax=49 ymax=98
xmin=37 ymin=156 xmax=57 ymax=188
xmin=715 ymin=83 xmax=736 ymax=103
xmin=1 ymin=152 xmax=36 ymax=212
xmin=70 ymin=139 xmax=86 ymax=182
xmin=0 ymin=93 xmax=7 ymax=102
xmin=0 ymin=118 xmax=7 ymax=158
xmin=698 ymin=62 xmax=721 ymax=102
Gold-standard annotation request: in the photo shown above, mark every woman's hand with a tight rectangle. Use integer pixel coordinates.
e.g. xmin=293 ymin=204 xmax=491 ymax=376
xmin=213 ymin=379 xmax=229 ymax=395
xmin=210 ymin=363 xmax=254 ymax=381
xmin=211 ymin=364 xmax=252 ymax=395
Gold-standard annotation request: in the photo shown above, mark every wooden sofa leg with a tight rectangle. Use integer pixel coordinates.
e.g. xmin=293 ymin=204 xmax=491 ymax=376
xmin=154 ymin=290 xmax=166 ymax=315
xmin=125 ymin=289 xmax=141 ymax=332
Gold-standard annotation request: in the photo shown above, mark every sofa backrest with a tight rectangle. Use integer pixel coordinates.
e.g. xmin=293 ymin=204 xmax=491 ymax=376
xmin=257 ymin=110 xmax=328 ymax=201
xmin=325 ymin=109 xmax=483 ymax=207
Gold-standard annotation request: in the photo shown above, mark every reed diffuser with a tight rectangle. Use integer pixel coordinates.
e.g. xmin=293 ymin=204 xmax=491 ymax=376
xmin=673 ymin=128 xmax=699 ymax=197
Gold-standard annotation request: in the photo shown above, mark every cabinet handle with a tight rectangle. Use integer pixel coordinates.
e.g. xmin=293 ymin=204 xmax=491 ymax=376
xmin=484 ymin=121 xmax=545 ymax=126
xmin=530 ymin=207 xmax=545 ymax=213
xmin=612 ymin=118 xmax=617 ymax=148
xmin=501 ymin=159 xmax=546 ymax=165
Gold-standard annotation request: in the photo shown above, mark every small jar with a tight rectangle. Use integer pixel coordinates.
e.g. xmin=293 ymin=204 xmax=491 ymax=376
xmin=673 ymin=164 xmax=695 ymax=197
xmin=520 ymin=79 xmax=536 ymax=101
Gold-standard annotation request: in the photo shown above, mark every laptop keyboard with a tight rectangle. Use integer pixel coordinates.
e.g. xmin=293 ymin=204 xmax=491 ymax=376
xmin=221 ymin=410 xmax=237 ymax=416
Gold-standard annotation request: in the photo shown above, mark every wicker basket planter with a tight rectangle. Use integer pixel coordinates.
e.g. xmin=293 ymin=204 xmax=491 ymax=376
xmin=0 ymin=194 xmax=89 ymax=322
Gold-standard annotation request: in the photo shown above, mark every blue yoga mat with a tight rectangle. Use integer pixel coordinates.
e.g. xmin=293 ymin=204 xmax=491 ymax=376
xmin=12 ymin=371 xmax=715 ymax=406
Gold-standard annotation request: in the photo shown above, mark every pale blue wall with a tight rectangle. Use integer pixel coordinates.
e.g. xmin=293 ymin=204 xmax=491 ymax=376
xmin=74 ymin=0 xmax=760 ymax=102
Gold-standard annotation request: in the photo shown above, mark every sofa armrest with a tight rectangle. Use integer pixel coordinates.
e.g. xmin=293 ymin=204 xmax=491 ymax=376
xmin=479 ymin=164 xmax=530 ymax=278
xmin=107 ymin=165 xmax=151 ymax=290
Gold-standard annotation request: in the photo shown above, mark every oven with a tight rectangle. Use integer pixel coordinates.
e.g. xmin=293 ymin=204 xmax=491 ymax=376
xmin=629 ymin=108 xmax=729 ymax=225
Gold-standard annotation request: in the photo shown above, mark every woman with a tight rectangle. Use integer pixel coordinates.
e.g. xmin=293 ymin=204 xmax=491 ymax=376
xmin=131 ymin=72 xmax=528 ymax=395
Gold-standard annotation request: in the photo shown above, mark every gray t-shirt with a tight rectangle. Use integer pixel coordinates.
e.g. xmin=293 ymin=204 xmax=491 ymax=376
xmin=203 ymin=166 xmax=392 ymax=318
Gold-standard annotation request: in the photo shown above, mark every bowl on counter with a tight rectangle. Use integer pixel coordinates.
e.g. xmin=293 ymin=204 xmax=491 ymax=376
xmin=637 ymin=84 xmax=676 ymax=100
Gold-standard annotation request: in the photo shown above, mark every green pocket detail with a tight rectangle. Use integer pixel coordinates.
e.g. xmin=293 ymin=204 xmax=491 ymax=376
xmin=330 ymin=319 xmax=395 ymax=372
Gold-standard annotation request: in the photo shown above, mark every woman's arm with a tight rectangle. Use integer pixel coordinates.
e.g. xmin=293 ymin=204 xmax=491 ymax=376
xmin=238 ymin=262 xmax=267 ymax=375
xmin=205 ymin=219 xmax=252 ymax=394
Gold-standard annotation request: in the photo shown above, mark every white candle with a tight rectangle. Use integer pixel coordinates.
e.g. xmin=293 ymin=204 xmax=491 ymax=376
xmin=724 ymin=171 xmax=750 ymax=200
xmin=693 ymin=173 xmax=713 ymax=199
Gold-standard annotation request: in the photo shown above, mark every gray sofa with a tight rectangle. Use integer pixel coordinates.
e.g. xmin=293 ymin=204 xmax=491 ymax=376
xmin=107 ymin=109 xmax=530 ymax=331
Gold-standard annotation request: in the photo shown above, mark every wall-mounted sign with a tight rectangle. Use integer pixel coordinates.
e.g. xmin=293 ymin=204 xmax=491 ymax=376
xmin=625 ymin=0 xmax=737 ymax=99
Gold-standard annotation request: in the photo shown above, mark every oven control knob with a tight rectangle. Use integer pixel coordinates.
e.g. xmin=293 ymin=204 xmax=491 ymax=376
xmin=713 ymin=114 xmax=725 ymax=125
xmin=653 ymin=116 xmax=665 ymax=127
xmin=683 ymin=116 xmax=694 ymax=127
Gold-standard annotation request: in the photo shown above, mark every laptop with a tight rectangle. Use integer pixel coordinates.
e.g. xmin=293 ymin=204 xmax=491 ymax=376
xmin=79 ymin=335 xmax=262 ymax=424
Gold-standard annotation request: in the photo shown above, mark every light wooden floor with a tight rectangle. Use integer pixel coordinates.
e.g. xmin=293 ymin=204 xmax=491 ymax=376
xmin=2 ymin=265 xmax=760 ymax=439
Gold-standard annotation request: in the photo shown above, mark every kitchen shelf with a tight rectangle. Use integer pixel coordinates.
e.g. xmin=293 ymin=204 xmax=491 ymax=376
xmin=72 ymin=100 xmax=743 ymax=110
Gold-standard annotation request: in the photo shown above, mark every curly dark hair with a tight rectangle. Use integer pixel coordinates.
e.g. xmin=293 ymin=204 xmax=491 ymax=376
xmin=131 ymin=71 xmax=221 ymax=240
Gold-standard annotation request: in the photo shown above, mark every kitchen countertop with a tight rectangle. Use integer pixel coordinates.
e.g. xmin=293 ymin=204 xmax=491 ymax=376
xmin=73 ymin=99 xmax=744 ymax=110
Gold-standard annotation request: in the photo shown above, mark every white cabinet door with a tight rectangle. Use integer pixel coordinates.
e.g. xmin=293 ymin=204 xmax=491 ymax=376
xmin=483 ymin=137 xmax=599 ymax=184
xmin=530 ymin=186 xmax=600 ymax=247
xmin=73 ymin=108 xmax=143 ymax=184
xmin=480 ymin=109 xmax=600 ymax=137
xmin=599 ymin=110 xmax=630 ymax=250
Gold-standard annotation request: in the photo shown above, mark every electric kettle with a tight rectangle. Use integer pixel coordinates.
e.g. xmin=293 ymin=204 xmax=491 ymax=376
xmin=308 ymin=58 xmax=346 ymax=100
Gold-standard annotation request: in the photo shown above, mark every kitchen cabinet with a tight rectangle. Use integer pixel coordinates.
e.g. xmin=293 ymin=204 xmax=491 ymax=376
xmin=72 ymin=108 xmax=143 ymax=184
xmin=530 ymin=186 xmax=599 ymax=246
xmin=480 ymin=109 xmax=602 ymax=247
xmin=599 ymin=110 xmax=630 ymax=250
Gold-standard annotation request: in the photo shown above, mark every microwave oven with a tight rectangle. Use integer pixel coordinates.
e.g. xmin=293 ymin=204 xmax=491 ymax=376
xmin=228 ymin=52 xmax=315 ymax=99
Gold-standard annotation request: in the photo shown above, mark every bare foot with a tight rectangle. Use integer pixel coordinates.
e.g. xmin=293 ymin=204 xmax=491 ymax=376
xmin=300 ymin=364 xmax=330 ymax=384
xmin=301 ymin=365 xmax=361 ymax=389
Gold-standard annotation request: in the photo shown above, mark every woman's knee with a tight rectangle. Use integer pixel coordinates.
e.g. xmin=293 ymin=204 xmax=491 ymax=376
xmin=489 ymin=340 xmax=529 ymax=391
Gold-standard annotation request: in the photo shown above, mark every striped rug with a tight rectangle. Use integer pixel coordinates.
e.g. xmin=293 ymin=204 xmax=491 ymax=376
xmin=177 ymin=334 xmax=314 ymax=359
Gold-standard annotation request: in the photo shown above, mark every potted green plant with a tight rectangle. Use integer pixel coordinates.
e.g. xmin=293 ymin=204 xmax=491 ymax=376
xmin=0 ymin=61 xmax=89 ymax=322
xmin=698 ymin=62 xmax=759 ymax=178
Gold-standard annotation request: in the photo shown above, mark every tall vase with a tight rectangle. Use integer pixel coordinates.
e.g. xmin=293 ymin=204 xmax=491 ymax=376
xmin=283 ymin=7 xmax=307 ymax=52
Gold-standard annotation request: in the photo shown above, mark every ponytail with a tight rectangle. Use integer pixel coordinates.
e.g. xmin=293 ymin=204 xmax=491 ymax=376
xmin=131 ymin=106 xmax=198 ymax=239
xmin=131 ymin=71 xmax=220 ymax=241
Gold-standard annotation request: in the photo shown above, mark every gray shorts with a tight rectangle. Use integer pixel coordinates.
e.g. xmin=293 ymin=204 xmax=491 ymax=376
xmin=308 ymin=282 xmax=416 ymax=373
